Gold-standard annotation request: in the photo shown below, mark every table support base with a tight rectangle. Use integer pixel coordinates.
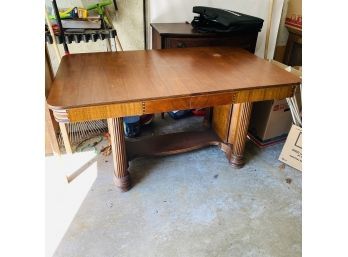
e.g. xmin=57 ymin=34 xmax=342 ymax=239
xmin=107 ymin=117 xmax=131 ymax=192
xmin=113 ymin=174 xmax=131 ymax=192
xmin=107 ymin=107 xmax=252 ymax=191
xmin=228 ymin=102 xmax=253 ymax=168
xmin=230 ymin=154 xmax=245 ymax=168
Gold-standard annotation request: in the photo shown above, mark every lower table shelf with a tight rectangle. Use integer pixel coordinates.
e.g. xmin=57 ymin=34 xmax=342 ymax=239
xmin=126 ymin=130 xmax=223 ymax=161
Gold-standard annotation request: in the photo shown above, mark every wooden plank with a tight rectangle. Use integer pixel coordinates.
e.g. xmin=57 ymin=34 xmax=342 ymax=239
xmin=45 ymin=46 xmax=60 ymax=155
xmin=45 ymin=102 xmax=60 ymax=155
xmin=59 ymin=123 xmax=73 ymax=154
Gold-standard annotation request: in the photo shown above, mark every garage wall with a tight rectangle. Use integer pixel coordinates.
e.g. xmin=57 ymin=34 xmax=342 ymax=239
xmin=147 ymin=0 xmax=285 ymax=59
xmin=45 ymin=0 xmax=144 ymax=74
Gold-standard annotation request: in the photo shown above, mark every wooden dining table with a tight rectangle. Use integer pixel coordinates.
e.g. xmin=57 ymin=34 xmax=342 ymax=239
xmin=47 ymin=47 xmax=301 ymax=192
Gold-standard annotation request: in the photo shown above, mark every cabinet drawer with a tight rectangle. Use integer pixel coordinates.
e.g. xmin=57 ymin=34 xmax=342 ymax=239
xmin=142 ymin=92 xmax=237 ymax=114
xmin=164 ymin=35 xmax=256 ymax=50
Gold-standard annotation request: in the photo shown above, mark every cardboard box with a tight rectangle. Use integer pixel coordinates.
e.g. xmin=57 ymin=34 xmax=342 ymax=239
xmin=285 ymin=0 xmax=302 ymax=31
xmin=279 ymin=125 xmax=302 ymax=171
xmin=249 ymin=98 xmax=293 ymax=142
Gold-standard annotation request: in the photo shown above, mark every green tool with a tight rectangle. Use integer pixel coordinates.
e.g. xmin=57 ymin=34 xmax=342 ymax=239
xmin=48 ymin=1 xmax=113 ymax=23
xmin=87 ymin=0 xmax=113 ymax=27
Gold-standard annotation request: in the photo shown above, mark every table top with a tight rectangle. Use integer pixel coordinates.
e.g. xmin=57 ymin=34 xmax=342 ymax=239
xmin=47 ymin=47 xmax=301 ymax=110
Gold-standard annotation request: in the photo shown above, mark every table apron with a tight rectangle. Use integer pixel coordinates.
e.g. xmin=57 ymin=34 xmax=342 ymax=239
xmin=52 ymin=84 xmax=297 ymax=123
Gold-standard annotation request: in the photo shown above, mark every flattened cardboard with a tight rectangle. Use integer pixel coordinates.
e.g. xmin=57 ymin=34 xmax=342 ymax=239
xmin=279 ymin=124 xmax=302 ymax=171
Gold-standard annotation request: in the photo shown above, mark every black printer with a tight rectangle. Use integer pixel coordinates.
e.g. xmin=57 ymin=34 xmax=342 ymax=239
xmin=191 ymin=6 xmax=264 ymax=33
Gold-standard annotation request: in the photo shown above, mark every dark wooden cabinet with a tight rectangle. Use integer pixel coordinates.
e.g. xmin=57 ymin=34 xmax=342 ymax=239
xmin=151 ymin=23 xmax=258 ymax=53
xmin=150 ymin=23 xmax=262 ymax=143
xmin=283 ymin=27 xmax=302 ymax=66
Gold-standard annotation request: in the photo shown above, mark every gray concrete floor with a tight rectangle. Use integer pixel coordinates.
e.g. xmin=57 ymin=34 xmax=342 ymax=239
xmin=53 ymin=114 xmax=302 ymax=257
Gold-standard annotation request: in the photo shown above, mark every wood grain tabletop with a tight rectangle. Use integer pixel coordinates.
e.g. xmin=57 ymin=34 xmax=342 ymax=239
xmin=47 ymin=47 xmax=301 ymax=110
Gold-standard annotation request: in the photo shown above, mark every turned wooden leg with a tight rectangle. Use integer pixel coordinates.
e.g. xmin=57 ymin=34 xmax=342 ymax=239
xmin=107 ymin=117 xmax=131 ymax=192
xmin=228 ymin=102 xmax=253 ymax=168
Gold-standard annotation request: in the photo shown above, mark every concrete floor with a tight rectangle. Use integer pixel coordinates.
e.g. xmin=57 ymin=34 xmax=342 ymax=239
xmin=53 ymin=114 xmax=302 ymax=257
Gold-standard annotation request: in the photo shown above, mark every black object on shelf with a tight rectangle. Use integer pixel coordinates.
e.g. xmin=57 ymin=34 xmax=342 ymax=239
xmin=191 ymin=6 xmax=264 ymax=33
xmin=45 ymin=27 xmax=117 ymax=44
xmin=167 ymin=110 xmax=193 ymax=120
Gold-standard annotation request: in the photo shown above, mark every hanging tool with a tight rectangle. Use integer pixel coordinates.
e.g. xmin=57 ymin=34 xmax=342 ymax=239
xmin=51 ymin=0 xmax=69 ymax=55
xmin=87 ymin=0 xmax=113 ymax=28
xmin=48 ymin=7 xmax=88 ymax=20
xmin=113 ymin=0 xmax=118 ymax=11
xmin=92 ymin=0 xmax=123 ymax=51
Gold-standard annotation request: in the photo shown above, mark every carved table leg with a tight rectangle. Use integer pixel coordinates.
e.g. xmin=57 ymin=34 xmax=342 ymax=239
xmin=107 ymin=117 xmax=131 ymax=192
xmin=228 ymin=102 xmax=253 ymax=168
